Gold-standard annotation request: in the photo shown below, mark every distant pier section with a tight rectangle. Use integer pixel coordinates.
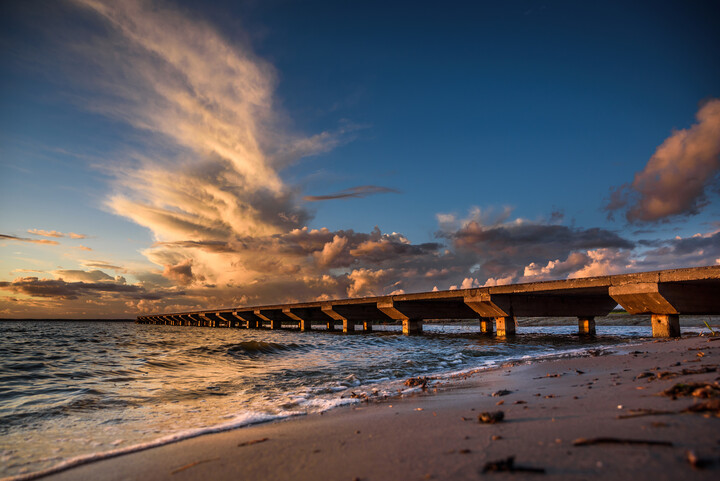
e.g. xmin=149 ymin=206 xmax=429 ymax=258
xmin=137 ymin=266 xmax=720 ymax=338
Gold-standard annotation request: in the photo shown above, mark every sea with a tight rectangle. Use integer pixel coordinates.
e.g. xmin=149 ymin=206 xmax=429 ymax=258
xmin=0 ymin=318 xmax=714 ymax=479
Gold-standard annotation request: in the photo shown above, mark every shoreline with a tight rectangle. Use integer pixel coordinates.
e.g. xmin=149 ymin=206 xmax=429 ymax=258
xmin=21 ymin=333 xmax=720 ymax=481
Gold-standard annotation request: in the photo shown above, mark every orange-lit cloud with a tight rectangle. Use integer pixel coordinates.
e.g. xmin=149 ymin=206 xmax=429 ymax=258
xmin=5 ymin=0 xmax=715 ymax=320
xmin=27 ymin=229 xmax=88 ymax=239
xmin=1 ymin=234 xmax=60 ymax=245
xmin=607 ymin=99 xmax=720 ymax=222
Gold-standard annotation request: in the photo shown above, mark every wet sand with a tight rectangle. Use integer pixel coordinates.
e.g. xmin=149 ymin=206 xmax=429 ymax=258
xmin=39 ymin=335 xmax=720 ymax=481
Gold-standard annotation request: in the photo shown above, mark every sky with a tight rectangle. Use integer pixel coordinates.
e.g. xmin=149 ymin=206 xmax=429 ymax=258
xmin=1 ymin=0 xmax=719 ymax=318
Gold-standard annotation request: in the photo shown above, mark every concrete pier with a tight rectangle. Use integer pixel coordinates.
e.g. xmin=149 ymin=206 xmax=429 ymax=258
xmin=136 ymin=266 xmax=720 ymax=338
xmin=578 ymin=316 xmax=596 ymax=336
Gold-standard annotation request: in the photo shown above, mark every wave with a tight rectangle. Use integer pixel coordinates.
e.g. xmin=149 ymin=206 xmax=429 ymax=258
xmin=0 ymin=410 xmax=300 ymax=481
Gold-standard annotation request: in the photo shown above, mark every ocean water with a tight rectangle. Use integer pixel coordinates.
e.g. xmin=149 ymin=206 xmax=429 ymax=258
xmin=0 ymin=319 xmax=710 ymax=479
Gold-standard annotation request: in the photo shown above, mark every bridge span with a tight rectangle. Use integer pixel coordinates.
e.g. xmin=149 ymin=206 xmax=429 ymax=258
xmin=137 ymin=265 xmax=720 ymax=338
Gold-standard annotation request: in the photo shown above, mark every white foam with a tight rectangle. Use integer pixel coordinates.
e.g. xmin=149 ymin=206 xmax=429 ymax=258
xmin=0 ymin=410 xmax=299 ymax=481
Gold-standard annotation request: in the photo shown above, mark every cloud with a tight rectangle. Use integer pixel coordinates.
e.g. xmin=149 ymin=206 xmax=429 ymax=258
xmin=52 ymin=269 xmax=117 ymax=283
xmin=347 ymin=268 xmax=397 ymax=297
xmin=27 ymin=229 xmax=64 ymax=238
xmin=81 ymin=261 xmax=127 ymax=273
xmin=606 ymin=99 xmax=720 ymax=223
xmin=303 ymin=185 xmax=400 ymax=201
xmin=438 ymin=207 xmax=634 ymax=284
xmin=27 ymin=229 xmax=88 ymax=239
xmin=1 ymin=234 xmax=60 ymax=245
xmin=8 ymin=0 xmax=711 ymax=320
xmin=162 ymin=260 xmax=196 ymax=286
xmin=0 ymin=276 xmax=163 ymax=301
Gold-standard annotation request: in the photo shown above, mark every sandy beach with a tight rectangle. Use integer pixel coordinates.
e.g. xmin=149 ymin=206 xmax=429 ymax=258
xmin=31 ymin=334 xmax=720 ymax=481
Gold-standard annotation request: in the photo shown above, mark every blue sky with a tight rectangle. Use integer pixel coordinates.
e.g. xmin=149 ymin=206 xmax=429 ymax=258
xmin=1 ymin=0 xmax=719 ymax=318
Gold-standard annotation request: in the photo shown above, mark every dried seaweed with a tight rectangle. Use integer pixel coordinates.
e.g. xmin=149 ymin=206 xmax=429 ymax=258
xmin=478 ymin=411 xmax=505 ymax=424
xmin=481 ymin=456 xmax=545 ymax=474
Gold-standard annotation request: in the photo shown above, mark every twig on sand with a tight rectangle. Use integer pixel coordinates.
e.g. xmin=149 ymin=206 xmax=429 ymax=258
xmin=617 ymin=408 xmax=676 ymax=419
xmin=170 ymin=457 xmax=221 ymax=475
xmin=481 ymin=456 xmax=545 ymax=474
xmin=238 ymin=437 xmax=270 ymax=447
xmin=573 ymin=437 xmax=672 ymax=447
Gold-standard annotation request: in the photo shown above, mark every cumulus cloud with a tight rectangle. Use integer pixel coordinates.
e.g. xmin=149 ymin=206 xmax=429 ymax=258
xmin=304 ymin=185 xmax=399 ymax=201
xmin=1 ymin=234 xmax=60 ymax=245
xmin=606 ymin=99 xmax=720 ymax=222
xmin=438 ymin=207 xmax=634 ymax=284
xmin=347 ymin=268 xmax=397 ymax=298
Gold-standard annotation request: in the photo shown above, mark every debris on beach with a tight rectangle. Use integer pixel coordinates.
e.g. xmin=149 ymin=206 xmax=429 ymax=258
xmin=404 ymin=376 xmax=429 ymax=390
xmin=238 ymin=437 xmax=269 ymax=447
xmin=681 ymin=366 xmax=717 ymax=375
xmin=683 ymin=399 xmax=720 ymax=415
xmin=686 ymin=450 xmax=713 ymax=469
xmin=572 ymin=437 xmax=672 ymax=447
xmin=491 ymin=389 xmax=512 ymax=397
xmin=349 ymin=391 xmax=370 ymax=401
xmin=660 ymin=382 xmax=720 ymax=399
xmin=481 ymin=456 xmax=545 ymax=474
xmin=478 ymin=411 xmax=505 ymax=424
xmin=532 ymin=373 xmax=563 ymax=379
xmin=170 ymin=457 xmax=221 ymax=475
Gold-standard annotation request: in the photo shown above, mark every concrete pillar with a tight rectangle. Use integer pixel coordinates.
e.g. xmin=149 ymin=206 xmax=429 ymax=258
xmin=495 ymin=316 xmax=516 ymax=337
xmin=479 ymin=317 xmax=494 ymax=335
xmin=343 ymin=319 xmax=356 ymax=333
xmin=578 ymin=316 xmax=596 ymax=336
xmin=402 ymin=319 xmax=423 ymax=335
xmin=363 ymin=320 xmax=373 ymax=332
xmin=269 ymin=319 xmax=281 ymax=330
xmin=326 ymin=321 xmax=336 ymax=332
xmin=651 ymin=314 xmax=680 ymax=338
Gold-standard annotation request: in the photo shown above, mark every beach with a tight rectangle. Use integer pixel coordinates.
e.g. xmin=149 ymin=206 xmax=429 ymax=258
xmin=32 ymin=334 xmax=719 ymax=481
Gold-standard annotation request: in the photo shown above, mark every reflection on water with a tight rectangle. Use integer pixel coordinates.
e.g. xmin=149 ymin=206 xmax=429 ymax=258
xmin=0 ymin=319 xmax=708 ymax=477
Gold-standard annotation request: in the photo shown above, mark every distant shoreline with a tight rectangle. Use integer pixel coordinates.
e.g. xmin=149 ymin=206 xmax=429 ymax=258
xmin=3 ymin=315 xmax=718 ymax=328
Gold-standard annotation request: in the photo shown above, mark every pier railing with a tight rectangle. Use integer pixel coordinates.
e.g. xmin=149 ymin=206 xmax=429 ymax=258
xmin=136 ymin=265 xmax=720 ymax=338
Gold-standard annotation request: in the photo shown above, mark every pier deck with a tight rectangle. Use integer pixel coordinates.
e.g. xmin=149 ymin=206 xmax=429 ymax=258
xmin=136 ymin=266 xmax=720 ymax=337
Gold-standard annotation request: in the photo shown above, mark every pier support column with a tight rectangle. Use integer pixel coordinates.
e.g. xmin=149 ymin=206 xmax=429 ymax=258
xmin=479 ymin=317 xmax=494 ymax=335
xmin=578 ymin=316 xmax=596 ymax=336
xmin=343 ymin=319 xmax=356 ymax=333
xmin=403 ymin=319 xmax=423 ymax=335
xmin=283 ymin=309 xmax=310 ymax=332
xmin=495 ymin=316 xmax=516 ymax=337
xmin=363 ymin=321 xmax=373 ymax=332
xmin=651 ymin=314 xmax=680 ymax=338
